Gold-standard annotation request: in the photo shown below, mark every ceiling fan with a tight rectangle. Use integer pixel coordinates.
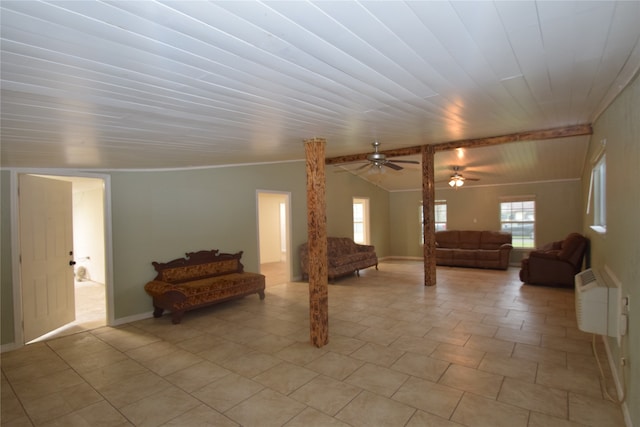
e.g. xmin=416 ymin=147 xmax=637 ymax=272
xmin=350 ymin=141 xmax=420 ymax=173
xmin=445 ymin=166 xmax=480 ymax=188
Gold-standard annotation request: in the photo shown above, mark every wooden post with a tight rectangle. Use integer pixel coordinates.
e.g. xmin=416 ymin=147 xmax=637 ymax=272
xmin=304 ymin=137 xmax=329 ymax=347
xmin=422 ymin=145 xmax=437 ymax=286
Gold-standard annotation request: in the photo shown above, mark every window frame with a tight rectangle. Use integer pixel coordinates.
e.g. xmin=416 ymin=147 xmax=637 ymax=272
xmin=353 ymin=197 xmax=370 ymax=244
xmin=499 ymin=196 xmax=536 ymax=249
xmin=589 ymin=151 xmax=607 ymax=234
xmin=420 ymin=200 xmax=447 ymax=244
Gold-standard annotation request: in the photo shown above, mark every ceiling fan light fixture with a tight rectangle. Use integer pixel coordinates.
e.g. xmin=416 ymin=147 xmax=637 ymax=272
xmin=449 ymin=177 xmax=464 ymax=187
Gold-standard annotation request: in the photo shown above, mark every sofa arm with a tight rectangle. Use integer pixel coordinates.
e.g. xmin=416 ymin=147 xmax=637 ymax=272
xmin=499 ymin=243 xmax=513 ymax=250
xmin=528 ymin=250 xmax=561 ymax=261
xmin=356 ymin=244 xmax=375 ymax=252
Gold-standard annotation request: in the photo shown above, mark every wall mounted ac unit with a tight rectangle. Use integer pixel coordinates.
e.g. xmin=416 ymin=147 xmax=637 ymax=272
xmin=574 ymin=268 xmax=617 ymax=336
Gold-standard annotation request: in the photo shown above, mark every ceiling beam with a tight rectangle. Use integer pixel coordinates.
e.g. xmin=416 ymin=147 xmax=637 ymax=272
xmin=324 ymin=124 xmax=593 ymax=165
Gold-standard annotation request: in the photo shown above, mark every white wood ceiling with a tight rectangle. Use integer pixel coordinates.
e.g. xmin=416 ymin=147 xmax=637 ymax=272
xmin=1 ymin=1 xmax=639 ymax=189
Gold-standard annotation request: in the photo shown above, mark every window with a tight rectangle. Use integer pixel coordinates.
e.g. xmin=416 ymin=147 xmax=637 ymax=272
xmin=590 ymin=153 xmax=606 ymax=233
xmin=353 ymin=198 xmax=370 ymax=244
xmin=420 ymin=200 xmax=447 ymax=244
xmin=500 ymin=198 xmax=535 ymax=248
xmin=435 ymin=201 xmax=447 ymax=231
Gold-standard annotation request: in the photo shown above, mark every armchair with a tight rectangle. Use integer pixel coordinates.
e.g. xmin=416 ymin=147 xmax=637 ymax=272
xmin=519 ymin=233 xmax=588 ymax=287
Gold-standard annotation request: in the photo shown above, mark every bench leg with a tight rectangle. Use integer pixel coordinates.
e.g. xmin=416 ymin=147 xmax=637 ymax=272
xmin=153 ymin=306 xmax=164 ymax=318
xmin=171 ymin=310 xmax=184 ymax=324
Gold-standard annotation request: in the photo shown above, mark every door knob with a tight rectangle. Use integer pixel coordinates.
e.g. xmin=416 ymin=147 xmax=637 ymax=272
xmin=69 ymin=260 xmax=77 ymax=266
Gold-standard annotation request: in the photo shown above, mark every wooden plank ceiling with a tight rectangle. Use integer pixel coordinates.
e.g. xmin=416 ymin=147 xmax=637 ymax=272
xmin=1 ymin=1 xmax=639 ymax=189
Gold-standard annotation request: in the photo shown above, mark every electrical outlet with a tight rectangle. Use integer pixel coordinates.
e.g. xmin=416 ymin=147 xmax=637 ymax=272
xmin=623 ymin=295 xmax=630 ymax=313
xmin=620 ymin=313 xmax=628 ymax=336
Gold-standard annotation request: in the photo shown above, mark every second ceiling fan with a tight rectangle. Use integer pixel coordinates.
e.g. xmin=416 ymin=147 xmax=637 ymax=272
xmin=446 ymin=166 xmax=480 ymax=188
xmin=352 ymin=141 xmax=419 ymax=172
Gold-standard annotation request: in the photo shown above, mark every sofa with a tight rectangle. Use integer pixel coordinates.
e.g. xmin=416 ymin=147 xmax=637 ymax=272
xmin=435 ymin=230 xmax=513 ymax=270
xmin=144 ymin=249 xmax=265 ymax=324
xmin=519 ymin=232 xmax=588 ymax=287
xmin=299 ymin=237 xmax=378 ymax=281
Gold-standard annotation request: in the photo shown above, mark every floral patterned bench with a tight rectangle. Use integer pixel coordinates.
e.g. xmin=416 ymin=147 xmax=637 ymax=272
xmin=144 ymin=249 xmax=265 ymax=324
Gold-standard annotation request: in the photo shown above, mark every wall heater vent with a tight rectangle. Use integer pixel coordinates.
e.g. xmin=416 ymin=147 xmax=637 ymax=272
xmin=575 ymin=268 xmax=613 ymax=336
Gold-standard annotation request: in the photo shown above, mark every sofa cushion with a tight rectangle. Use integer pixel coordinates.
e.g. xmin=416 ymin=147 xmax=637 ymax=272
xmin=458 ymin=231 xmax=482 ymax=249
xmin=327 ymin=237 xmax=358 ymax=256
xmin=558 ymin=233 xmax=586 ymax=263
xmin=480 ymin=231 xmax=512 ymax=249
xmin=158 ymin=259 xmax=240 ymax=283
xmin=435 ymin=230 xmax=460 ymax=248
xmin=329 ymin=251 xmax=374 ymax=268
xmin=476 ymin=250 xmax=499 ymax=261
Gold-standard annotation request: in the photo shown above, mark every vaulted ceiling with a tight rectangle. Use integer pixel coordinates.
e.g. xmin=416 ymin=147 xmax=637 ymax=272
xmin=1 ymin=1 xmax=639 ymax=190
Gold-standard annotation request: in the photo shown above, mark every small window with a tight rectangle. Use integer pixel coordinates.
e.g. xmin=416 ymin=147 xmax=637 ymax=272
xmin=500 ymin=198 xmax=535 ymax=248
xmin=590 ymin=153 xmax=606 ymax=233
xmin=435 ymin=201 xmax=447 ymax=231
xmin=420 ymin=200 xmax=447 ymax=244
xmin=353 ymin=198 xmax=370 ymax=244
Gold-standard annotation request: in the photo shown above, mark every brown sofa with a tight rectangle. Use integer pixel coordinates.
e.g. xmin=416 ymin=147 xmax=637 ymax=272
xmin=435 ymin=230 xmax=513 ymax=270
xmin=299 ymin=237 xmax=378 ymax=281
xmin=144 ymin=249 xmax=265 ymax=324
xmin=519 ymin=232 xmax=588 ymax=287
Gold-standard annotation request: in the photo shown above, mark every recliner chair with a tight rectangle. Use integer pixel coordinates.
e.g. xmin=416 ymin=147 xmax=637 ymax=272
xmin=519 ymin=233 xmax=588 ymax=287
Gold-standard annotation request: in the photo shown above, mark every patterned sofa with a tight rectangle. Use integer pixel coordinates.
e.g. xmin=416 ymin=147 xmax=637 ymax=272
xmin=435 ymin=230 xmax=513 ymax=270
xmin=299 ymin=237 xmax=378 ymax=281
xmin=144 ymin=249 xmax=265 ymax=324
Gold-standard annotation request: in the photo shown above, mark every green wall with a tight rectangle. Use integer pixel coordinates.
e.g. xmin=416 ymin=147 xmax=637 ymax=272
xmin=389 ymin=180 xmax=583 ymax=261
xmin=0 ymin=160 xmax=387 ymax=345
xmin=108 ymin=162 xmax=311 ymax=320
xmin=583 ymin=72 xmax=639 ymax=425
xmin=326 ymin=170 xmax=390 ymax=256
xmin=1 ymin=170 xmax=14 ymax=344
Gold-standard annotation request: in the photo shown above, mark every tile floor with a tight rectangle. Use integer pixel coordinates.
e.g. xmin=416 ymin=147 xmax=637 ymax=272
xmin=1 ymin=260 xmax=626 ymax=427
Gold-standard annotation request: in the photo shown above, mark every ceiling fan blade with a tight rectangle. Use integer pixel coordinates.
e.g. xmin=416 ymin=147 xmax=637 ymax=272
xmin=390 ymin=159 xmax=420 ymax=164
xmin=355 ymin=165 xmax=374 ymax=175
xmin=464 ymin=177 xmax=480 ymax=181
xmin=385 ymin=162 xmax=403 ymax=171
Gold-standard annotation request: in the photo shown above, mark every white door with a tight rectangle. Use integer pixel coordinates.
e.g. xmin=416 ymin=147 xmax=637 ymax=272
xmin=19 ymin=174 xmax=76 ymax=342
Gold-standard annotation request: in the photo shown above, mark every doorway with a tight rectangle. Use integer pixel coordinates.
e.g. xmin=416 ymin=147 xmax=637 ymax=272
xmin=15 ymin=173 xmax=110 ymax=343
xmin=257 ymin=191 xmax=291 ymax=287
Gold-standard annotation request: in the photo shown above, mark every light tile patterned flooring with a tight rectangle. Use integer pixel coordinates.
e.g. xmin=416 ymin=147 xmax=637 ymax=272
xmin=1 ymin=261 xmax=626 ymax=426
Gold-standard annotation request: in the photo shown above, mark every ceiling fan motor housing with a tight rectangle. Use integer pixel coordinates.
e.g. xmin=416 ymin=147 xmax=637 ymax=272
xmin=367 ymin=152 xmax=386 ymax=162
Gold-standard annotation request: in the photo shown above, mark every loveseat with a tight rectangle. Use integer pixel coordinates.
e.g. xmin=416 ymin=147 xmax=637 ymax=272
xmin=144 ymin=249 xmax=265 ymax=324
xmin=519 ymin=232 xmax=588 ymax=287
xmin=435 ymin=230 xmax=513 ymax=270
xmin=299 ymin=237 xmax=378 ymax=281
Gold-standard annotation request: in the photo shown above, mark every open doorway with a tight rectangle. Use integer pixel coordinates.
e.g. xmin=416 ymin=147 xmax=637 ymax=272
xmin=17 ymin=174 xmax=108 ymax=343
xmin=69 ymin=177 xmax=107 ymax=331
xmin=257 ymin=191 xmax=291 ymax=287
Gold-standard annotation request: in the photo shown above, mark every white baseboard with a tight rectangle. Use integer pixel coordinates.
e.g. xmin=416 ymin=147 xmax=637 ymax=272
xmin=380 ymin=256 xmax=423 ymax=261
xmin=111 ymin=311 xmax=154 ymax=326
xmin=602 ymin=335 xmax=632 ymax=427
xmin=0 ymin=342 xmax=21 ymax=353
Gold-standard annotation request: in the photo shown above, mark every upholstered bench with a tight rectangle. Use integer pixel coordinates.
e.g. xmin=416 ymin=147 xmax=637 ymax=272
xmin=144 ymin=249 xmax=265 ymax=324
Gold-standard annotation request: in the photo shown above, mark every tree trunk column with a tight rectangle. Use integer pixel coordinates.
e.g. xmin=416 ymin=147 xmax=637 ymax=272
xmin=304 ymin=137 xmax=329 ymax=347
xmin=422 ymin=145 xmax=437 ymax=286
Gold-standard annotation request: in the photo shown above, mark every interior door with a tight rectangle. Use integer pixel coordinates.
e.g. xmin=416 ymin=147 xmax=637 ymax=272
xmin=19 ymin=174 xmax=76 ymax=342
